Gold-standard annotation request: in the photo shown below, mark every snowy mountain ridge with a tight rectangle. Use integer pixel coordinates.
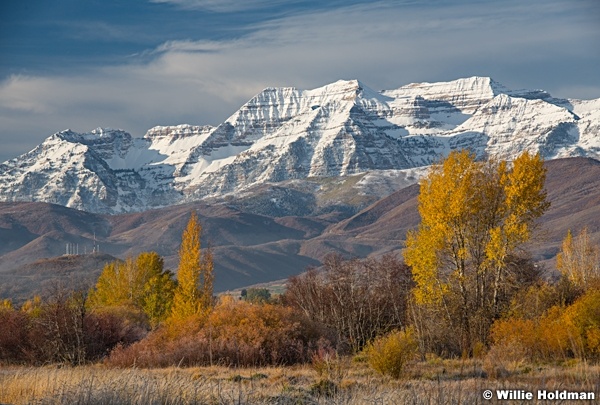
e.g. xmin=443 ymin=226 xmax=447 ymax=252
xmin=1 ymin=76 xmax=599 ymax=214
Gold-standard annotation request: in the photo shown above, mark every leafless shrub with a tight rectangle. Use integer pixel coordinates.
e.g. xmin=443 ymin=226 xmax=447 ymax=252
xmin=285 ymin=253 xmax=412 ymax=353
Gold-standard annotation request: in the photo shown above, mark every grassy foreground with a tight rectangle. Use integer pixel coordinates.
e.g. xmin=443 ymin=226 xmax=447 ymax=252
xmin=1 ymin=359 xmax=598 ymax=404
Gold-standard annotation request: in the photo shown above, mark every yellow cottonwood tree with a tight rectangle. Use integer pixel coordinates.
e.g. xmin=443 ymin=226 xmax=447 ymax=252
xmin=137 ymin=253 xmax=176 ymax=327
xmin=404 ymin=150 xmax=549 ymax=353
xmin=88 ymin=252 xmax=175 ymax=327
xmin=88 ymin=260 xmax=136 ymax=308
xmin=557 ymin=228 xmax=600 ymax=290
xmin=169 ymin=211 xmax=214 ymax=323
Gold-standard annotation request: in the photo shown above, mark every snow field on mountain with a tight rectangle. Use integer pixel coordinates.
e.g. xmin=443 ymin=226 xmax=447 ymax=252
xmin=0 ymin=76 xmax=598 ymax=213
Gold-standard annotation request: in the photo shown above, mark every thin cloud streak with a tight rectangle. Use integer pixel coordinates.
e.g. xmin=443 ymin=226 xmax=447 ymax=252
xmin=149 ymin=0 xmax=305 ymax=12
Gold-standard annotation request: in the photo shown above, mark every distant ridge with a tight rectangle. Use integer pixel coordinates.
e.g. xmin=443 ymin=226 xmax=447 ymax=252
xmin=1 ymin=157 xmax=599 ymax=302
xmin=0 ymin=252 xmax=117 ymax=304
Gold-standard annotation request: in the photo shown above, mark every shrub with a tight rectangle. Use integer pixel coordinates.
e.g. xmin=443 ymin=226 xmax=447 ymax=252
xmin=489 ymin=308 xmax=572 ymax=364
xmin=484 ymin=336 xmax=528 ymax=378
xmin=0 ymin=307 xmax=29 ymax=364
xmin=242 ymin=288 xmax=272 ymax=304
xmin=309 ymin=379 xmax=338 ymax=397
xmin=364 ymin=328 xmax=418 ymax=379
xmin=560 ymin=289 xmax=600 ymax=360
xmin=285 ymin=253 xmax=412 ymax=353
xmin=0 ymin=289 xmax=148 ymax=366
xmin=83 ymin=310 xmax=147 ymax=361
xmin=486 ymin=316 xmax=559 ymax=376
xmin=537 ymin=306 xmax=573 ymax=360
xmin=489 ymin=318 xmax=539 ymax=360
xmin=24 ymin=291 xmax=89 ymax=365
xmin=488 ymin=289 xmax=600 ymax=364
xmin=106 ymin=297 xmax=330 ymax=368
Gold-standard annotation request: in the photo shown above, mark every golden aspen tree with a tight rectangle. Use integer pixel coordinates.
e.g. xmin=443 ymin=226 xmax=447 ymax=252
xmin=88 ymin=252 xmax=175 ymax=327
xmin=169 ymin=211 xmax=214 ymax=323
xmin=88 ymin=262 xmax=127 ymax=308
xmin=557 ymin=228 xmax=600 ymax=290
xmin=137 ymin=252 xmax=176 ymax=327
xmin=487 ymin=151 xmax=550 ymax=310
xmin=404 ymin=150 xmax=549 ymax=354
xmin=89 ymin=258 xmax=144 ymax=309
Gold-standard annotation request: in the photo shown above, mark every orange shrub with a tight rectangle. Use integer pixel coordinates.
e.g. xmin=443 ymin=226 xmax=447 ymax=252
xmin=489 ymin=289 xmax=600 ymax=363
xmin=537 ymin=306 xmax=573 ymax=360
xmin=560 ymin=290 xmax=600 ymax=360
xmin=489 ymin=318 xmax=538 ymax=359
xmin=489 ymin=308 xmax=575 ymax=363
xmin=199 ymin=297 xmax=312 ymax=366
xmin=486 ymin=318 xmax=537 ymax=375
xmin=107 ymin=297 xmax=328 ymax=368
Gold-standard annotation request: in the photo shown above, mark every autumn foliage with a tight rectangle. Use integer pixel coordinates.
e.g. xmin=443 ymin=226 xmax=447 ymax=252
xmin=489 ymin=289 xmax=600 ymax=364
xmin=364 ymin=328 xmax=418 ymax=379
xmin=106 ymin=296 xmax=324 ymax=367
xmin=169 ymin=211 xmax=214 ymax=324
xmin=487 ymin=227 xmax=600 ymax=366
xmin=404 ymin=150 xmax=549 ymax=354
xmin=2 ymin=152 xmax=600 ymax=376
xmin=557 ymin=228 xmax=600 ymax=291
xmin=88 ymin=252 xmax=176 ymax=328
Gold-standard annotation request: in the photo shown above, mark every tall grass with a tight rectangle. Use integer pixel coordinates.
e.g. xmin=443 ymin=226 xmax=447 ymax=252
xmin=1 ymin=360 xmax=598 ymax=404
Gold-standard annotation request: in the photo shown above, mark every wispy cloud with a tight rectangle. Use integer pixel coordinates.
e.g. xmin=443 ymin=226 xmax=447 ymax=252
xmin=149 ymin=0 xmax=303 ymax=12
xmin=153 ymin=40 xmax=224 ymax=54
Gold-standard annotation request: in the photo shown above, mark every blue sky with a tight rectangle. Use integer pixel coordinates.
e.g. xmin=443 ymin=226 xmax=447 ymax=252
xmin=1 ymin=0 xmax=599 ymax=162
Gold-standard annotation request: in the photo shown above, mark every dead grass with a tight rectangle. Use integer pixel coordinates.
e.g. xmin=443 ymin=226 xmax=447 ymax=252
xmin=0 ymin=359 xmax=598 ymax=404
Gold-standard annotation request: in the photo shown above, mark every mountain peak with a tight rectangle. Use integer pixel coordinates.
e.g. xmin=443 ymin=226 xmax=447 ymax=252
xmin=392 ymin=75 xmax=507 ymax=96
xmin=309 ymin=79 xmax=368 ymax=97
xmin=1 ymin=77 xmax=598 ymax=214
xmin=54 ymin=128 xmax=131 ymax=144
xmin=325 ymin=78 xmax=361 ymax=89
xmin=453 ymin=76 xmax=506 ymax=91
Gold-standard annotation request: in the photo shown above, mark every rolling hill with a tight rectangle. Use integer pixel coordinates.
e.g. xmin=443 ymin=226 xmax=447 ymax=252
xmin=1 ymin=157 xmax=598 ymax=303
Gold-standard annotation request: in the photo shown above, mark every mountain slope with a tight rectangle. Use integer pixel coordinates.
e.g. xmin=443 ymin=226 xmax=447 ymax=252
xmin=1 ymin=77 xmax=598 ymax=214
xmin=1 ymin=157 xmax=599 ymax=302
xmin=321 ymin=157 xmax=600 ymax=267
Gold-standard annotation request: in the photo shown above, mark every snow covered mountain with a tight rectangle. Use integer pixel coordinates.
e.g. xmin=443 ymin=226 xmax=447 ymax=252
xmin=1 ymin=76 xmax=599 ymax=214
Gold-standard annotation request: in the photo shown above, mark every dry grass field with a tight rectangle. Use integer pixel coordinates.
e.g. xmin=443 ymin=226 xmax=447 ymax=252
xmin=1 ymin=359 xmax=598 ymax=405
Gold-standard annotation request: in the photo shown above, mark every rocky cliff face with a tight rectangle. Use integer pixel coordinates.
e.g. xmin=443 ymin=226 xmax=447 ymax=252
xmin=1 ymin=77 xmax=598 ymax=214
